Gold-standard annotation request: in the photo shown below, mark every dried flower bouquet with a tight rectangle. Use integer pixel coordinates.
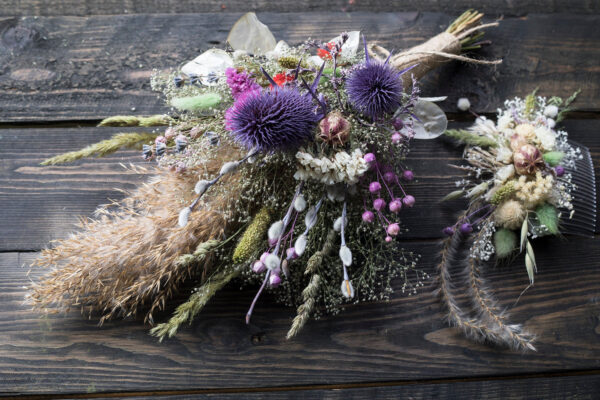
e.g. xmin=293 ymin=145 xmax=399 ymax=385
xmin=438 ymin=91 xmax=596 ymax=351
xmin=30 ymin=11 xmax=499 ymax=340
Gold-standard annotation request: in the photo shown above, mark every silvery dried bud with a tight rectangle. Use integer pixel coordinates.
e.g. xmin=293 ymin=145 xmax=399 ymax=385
xmin=155 ymin=141 xmax=167 ymax=157
xmin=175 ymin=134 xmax=188 ymax=152
xmin=341 ymin=279 xmax=355 ymax=299
xmin=194 ymin=179 xmax=211 ymax=195
xmin=178 ymin=207 xmax=191 ymax=227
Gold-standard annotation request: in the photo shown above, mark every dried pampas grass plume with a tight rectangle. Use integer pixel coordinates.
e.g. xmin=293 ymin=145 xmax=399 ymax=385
xmin=29 ymin=144 xmax=244 ymax=325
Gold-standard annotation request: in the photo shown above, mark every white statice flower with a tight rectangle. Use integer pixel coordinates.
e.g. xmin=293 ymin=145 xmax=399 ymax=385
xmin=546 ymin=118 xmax=556 ymax=129
xmin=495 ymin=164 xmax=515 ymax=184
xmin=495 ymin=146 xmax=513 ymax=164
xmin=294 ymin=149 xmax=368 ymax=185
xmin=534 ymin=126 xmax=556 ymax=151
xmin=497 ymin=114 xmax=514 ymax=131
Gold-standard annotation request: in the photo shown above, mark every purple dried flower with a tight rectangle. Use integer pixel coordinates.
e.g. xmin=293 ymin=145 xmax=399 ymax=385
xmin=225 ymin=87 xmax=319 ymax=151
xmin=346 ymin=40 xmax=403 ymax=119
xmin=225 ymin=67 xmax=260 ymax=99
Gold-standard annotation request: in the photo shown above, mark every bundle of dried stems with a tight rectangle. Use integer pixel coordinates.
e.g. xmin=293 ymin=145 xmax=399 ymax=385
xmin=29 ymin=144 xmax=244 ymax=324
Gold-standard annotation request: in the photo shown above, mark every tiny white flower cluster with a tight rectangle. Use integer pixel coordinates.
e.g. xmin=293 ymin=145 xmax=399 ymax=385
xmin=294 ymin=149 xmax=368 ymax=185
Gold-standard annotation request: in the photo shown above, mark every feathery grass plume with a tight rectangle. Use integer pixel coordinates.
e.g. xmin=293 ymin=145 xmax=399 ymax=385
xmin=98 ymin=115 xmax=171 ymax=127
xmin=286 ymin=229 xmax=336 ymax=339
xmin=535 ymin=203 xmax=559 ymax=234
xmin=29 ymin=143 xmax=245 ymax=324
xmin=287 ymin=274 xmax=321 ymax=339
xmin=444 ymin=129 xmax=497 ymax=148
xmin=232 ymin=207 xmax=271 ymax=263
xmin=556 ymin=89 xmax=580 ymax=123
xmin=490 ymin=181 xmax=516 ymax=205
xmin=40 ymin=132 xmax=158 ymax=165
xmin=171 ymin=93 xmax=221 ymax=111
xmin=493 ymin=228 xmax=517 ymax=258
xmin=150 ymin=263 xmax=242 ymax=341
xmin=435 ymin=218 xmax=535 ymax=351
xmin=465 ymin=229 xmax=535 ymax=351
xmin=305 ymin=229 xmax=337 ymax=275
xmin=524 ymin=88 xmax=539 ymax=118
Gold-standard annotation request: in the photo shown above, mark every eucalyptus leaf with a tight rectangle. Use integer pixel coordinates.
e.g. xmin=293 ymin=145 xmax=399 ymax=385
xmin=403 ymin=100 xmax=448 ymax=140
xmin=181 ymin=49 xmax=233 ymax=86
xmin=441 ymin=189 xmax=465 ymax=202
xmin=227 ymin=12 xmax=277 ymax=56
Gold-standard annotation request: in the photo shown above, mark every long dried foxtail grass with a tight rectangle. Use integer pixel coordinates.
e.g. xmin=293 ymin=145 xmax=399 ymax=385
xmin=287 ymin=229 xmax=336 ymax=339
xmin=150 ymin=262 xmax=243 ymax=341
xmin=30 ymin=144 xmax=244 ymax=325
xmin=435 ymin=226 xmax=536 ymax=351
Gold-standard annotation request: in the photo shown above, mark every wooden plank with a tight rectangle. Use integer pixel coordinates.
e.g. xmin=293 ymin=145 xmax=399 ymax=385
xmin=1 ymin=0 xmax=598 ymax=16
xmin=90 ymin=373 xmax=600 ymax=399
xmin=3 ymin=232 xmax=600 ymax=395
xmin=1 ymin=13 xmax=599 ymax=122
xmin=1 ymin=119 xmax=598 ymax=251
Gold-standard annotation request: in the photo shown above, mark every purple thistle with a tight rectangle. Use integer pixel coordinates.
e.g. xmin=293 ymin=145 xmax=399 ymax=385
xmin=225 ymin=67 xmax=260 ymax=99
xmin=345 ymin=38 xmax=404 ymax=120
xmin=225 ymin=86 xmax=319 ymax=151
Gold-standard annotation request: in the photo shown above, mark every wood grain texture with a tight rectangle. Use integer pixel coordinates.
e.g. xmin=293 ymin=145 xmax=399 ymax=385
xmin=1 ymin=0 xmax=599 ymax=16
xmin=1 ymin=12 xmax=599 ymax=122
xmin=2 ymin=119 xmax=598 ymax=250
xmin=91 ymin=373 xmax=600 ymax=399
xmin=3 ymin=231 xmax=600 ymax=395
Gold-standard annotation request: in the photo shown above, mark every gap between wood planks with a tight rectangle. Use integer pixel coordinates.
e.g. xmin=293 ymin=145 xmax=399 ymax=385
xmin=5 ymin=369 xmax=600 ymax=399
xmin=0 ymin=111 xmax=598 ymax=130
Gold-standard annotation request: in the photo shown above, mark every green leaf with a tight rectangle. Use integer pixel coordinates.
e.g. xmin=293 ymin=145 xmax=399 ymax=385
xmin=535 ymin=203 xmax=559 ymax=234
xmin=441 ymin=189 xmax=465 ymax=202
xmin=171 ymin=93 xmax=221 ymax=111
xmin=494 ymin=228 xmax=517 ymax=258
xmin=543 ymin=151 xmax=565 ymax=167
xmin=444 ymin=129 xmax=497 ymax=148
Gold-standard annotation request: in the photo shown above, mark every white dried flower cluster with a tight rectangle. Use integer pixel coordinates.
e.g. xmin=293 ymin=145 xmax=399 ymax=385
xmin=513 ymin=172 xmax=553 ymax=209
xmin=294 ymin=149 xmax=368 ymax=185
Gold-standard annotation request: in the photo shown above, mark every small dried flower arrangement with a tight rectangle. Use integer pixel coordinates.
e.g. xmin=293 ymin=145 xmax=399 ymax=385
xmin=438 ymin=91 xmax=596 ymax=351
xmin=30 ymin=11 xmax=500 ymax=340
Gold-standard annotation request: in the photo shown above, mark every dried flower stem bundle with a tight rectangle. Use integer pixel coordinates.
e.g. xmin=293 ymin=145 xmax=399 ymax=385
xmin=30 ymin=144 xmax=244 ymax=324
xmin=368 ymin=10 xmax=501 ymax=85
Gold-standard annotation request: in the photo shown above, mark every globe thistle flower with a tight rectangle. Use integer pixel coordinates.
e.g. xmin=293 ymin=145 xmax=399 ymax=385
xmin=225 ymin=86 xmax=319 ymax=151
xmin=346 ymin=38 xmax=405 ymax=119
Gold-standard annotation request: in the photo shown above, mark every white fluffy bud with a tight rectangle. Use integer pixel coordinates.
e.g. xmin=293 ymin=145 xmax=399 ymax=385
xmin=305 ymin=206 xmax=318 ymax=230
xmin=294 ymin=234 xmax=307 ymax=256
xmin=341 ymin=279 xmax=355 ymax=299
xmin=294 ymin=195 xmax=307 ymax=212
xmin=265 ymin=253 xmax=281 ymax=270
xmin=219 ymin=161 xmax=239 ymax=175
xmin=544 ymin=105 xmax=558 ymax=118
xmin=268 ymin=220 xmax=284 ymax=240
xmin=333 ymin=216 xmax=347 ymax=232
xmin=457 ymin=97 xmax=471 ymax=111
xmin=178 ymin=207 xmax=191 ymax=227
xmin=339 ymin=245 xmax=352 ymax=266
xmin=194 ymin=179 xmax=211 ymax=195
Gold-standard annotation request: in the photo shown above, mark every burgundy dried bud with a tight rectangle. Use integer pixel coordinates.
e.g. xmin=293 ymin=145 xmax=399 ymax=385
xmin=513 ymin=144 xmax=544 ymax=175
xmin=318 ymin=111 xmax=351 ymax=146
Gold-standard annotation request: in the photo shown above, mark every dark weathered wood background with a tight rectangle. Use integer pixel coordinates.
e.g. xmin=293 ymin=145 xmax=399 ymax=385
xmin=1 ymin=1 xmax=599 ymax=398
